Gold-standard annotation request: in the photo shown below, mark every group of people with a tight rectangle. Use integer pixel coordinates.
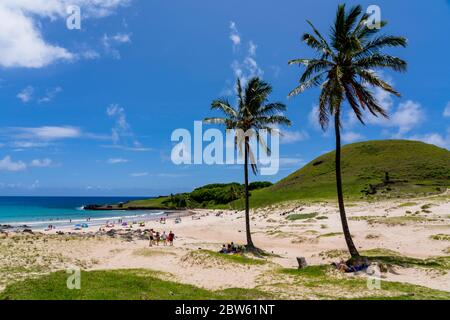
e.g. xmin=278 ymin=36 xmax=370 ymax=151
xmin=332 ymin=258 xmax=370 ymax=273
xmin=219 ymin=242 xmax=242 ymax=254
xmin=148 ymin=229 xmax=175 ymax=247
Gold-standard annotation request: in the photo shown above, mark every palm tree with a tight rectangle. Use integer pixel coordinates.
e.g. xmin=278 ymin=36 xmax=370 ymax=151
xmin=288 ymin=4 xmax=407 ymax=259
xmin=205 ymin=77 xmax=291 ymax=251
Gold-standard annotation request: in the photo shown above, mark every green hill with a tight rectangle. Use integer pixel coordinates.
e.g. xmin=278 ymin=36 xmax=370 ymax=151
xmin=119 ymin=140 xmax=449 ymax=210
xmin=245 ymin=140 xmax=450 ymax=207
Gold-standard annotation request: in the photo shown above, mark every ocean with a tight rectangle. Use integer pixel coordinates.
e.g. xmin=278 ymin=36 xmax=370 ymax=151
xmin=0 ymin=196 xmax=164 ymax=230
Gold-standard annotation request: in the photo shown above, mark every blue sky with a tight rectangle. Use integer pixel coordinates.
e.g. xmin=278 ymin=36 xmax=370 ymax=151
xmin=0 ymin=0 xmax=449 ymax=196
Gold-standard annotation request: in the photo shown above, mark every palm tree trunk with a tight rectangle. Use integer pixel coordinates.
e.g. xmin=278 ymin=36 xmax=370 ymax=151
xmin=334 ymin=112 xmax=360 ymax=258
xmin=244 ymin=137 xmax=255 ymax=249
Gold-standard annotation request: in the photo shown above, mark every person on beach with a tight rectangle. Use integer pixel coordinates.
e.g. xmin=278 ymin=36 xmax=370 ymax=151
xmin=161 ymin=231 xmax=167 ymax=246
xmin=219 ymin=244 xmax=227 ymax=254
xmin=155 ymin=231 xmax=161 ymax=246
xmin=168 ymin=231 xmax=174 ymax=246
xmin=148 ymin=229 xmax=154 ymax=247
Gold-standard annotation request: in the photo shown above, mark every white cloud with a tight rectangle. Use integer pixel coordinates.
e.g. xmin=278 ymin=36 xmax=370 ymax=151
xmin=102 ymin=33 xmax=132 ymax=59
xmin=279 ymin=157 xmax=305 ymax=167
xmin=229 ymin=21 xmax=241 ymax=50
xmin=389 ymin=100 xmax=423 ymax=136
xmin=17 ymin=86 xmax=34 ymax=103
xmin=106 ymin=104 xmax=147 ymax=151
xmin=38 ymin=86 xmax=62 ymax=103
xmin=12 ymin=126 xmax=82 ymax=140
xmin=344 ymin=98 xmax=424 ymax=138
xmin=280 ymin=130 xmax=309 ymax=144
xmin=107 ymin=158 xmax=129 ymax=164
xmin=29 ymin=180 xmax=40 ymax=190
xmin=30 ymin=158 xmax=54 ymax=168
xmin=308 ymin=105 xmax=327 ymax=131
xmin=443 ymin=102 xmax=450 ymax=117
xmin=409 ymin=129 xmax=450 ymax=149
xmin=248 ymin=41 xmax=257 ymax=56
xmin=228 ymin=22 xmax=263 ymax=88
xmin=342 ymin=131 xmax=365 ymax=143
xmin=0 ymin=1 xmax=129 ymax=68
xmin=130 ymin=172 xmax=148 ymax=177
xmin=0 ymin=156 xmax=26 ymax=171
xmin=80 ymin=49 xmax=101 ymax=60
xmin=13 ymin=141 xmax=51 ymax=148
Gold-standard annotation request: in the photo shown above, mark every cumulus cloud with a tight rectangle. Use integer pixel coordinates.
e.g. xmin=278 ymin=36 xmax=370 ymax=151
xmin=17 ymin=86 xmax=34 ymax=103
xmin=0 ymin=0 xmax=130 ymax=68
xmin=279 ymin=157 xmax=305 ymax=167
xmin=102 ymin=32 xmax=132 ymax=59
xmin=0 ymin=156 xmax=27 ymax=171
xmin=342 ymin=131 xmax=365 ymax=143
xmin=443 ymin=102 xmax=450 ymax=117
xmin=344 ymin=98 xmax=424 ymax=138
xmin=388 ymin=100 xmax=424 ymax=137
xmin=38 ymin=87 xmax=62 ymax=103
xmin=280 ymin=130 xmax=310 ymax=144
xmin=30 ymin=158 xmax=54 ymax=168
xmin=409 ymin=129 xmax=450 ymax=149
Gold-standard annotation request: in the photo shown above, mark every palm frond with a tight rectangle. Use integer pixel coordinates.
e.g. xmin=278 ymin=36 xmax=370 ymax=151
xmin=211 ymin=99 xmax=239 ymax=118
xmin=355 ymin=54 xmax=407 ymax=72
xmin=289 ymin=71 xmax=327 ymax=97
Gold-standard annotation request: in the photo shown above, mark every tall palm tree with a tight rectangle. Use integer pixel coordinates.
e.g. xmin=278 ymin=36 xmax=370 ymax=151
xmin=205 ymin=77 xmax=291 ymax=250
xmin=288 ymin=4 xmax=407 ymax=259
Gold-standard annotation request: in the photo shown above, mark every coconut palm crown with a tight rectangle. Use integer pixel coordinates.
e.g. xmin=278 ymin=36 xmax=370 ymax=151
xmin=204 ymin=77 xmax=291 ymax=249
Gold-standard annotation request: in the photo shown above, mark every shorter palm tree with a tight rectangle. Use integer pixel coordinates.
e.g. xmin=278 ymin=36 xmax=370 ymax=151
xmin=204 ymin=77 xmax=291 ymax=251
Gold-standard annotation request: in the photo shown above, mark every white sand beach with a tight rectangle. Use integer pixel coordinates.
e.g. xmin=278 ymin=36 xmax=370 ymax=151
xmin=2 ymin=192 xmax=449 ymax=297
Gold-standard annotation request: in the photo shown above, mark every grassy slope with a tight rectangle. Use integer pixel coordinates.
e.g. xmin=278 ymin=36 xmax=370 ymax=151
xmin=2 ymin=267 xmax=449 ymax=300
xmin=123 ymin=140 xmax=450 ymax=209
xmin=0 ymin=270 xmax=270 ymax=300
xmin=244 ymin=140 xmax=450 ymax=208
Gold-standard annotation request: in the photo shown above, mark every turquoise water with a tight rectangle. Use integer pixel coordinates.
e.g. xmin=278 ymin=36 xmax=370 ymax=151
xmin=0 ymin=197 xmax=164 ymax=230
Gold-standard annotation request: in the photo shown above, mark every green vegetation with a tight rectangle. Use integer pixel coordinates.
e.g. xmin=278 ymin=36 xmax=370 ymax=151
xmin=188 ymin=250 xmax=267 ymax=266
xmin=430 ymin=234 xmax=450 ymax=241
xmin=244 ymin=140 xmax=450 ymax=208
xmin=348 ymin=215 xmax=436 ymax=226
xmin=132 ymin=248 xmax=177 ymax=257
xmin=121 ymin=140 xmax=449 ymax=211
xmin=361 ymin=249 xmax=450 ymax=271
xmin=0 ymin=269 xmax=270 ymax=300
xmin=399 ymin=202 xmax=418 ymax=207
xmin=124 ymin=182 xmax=272 ymax=209
xmin=277 ymin=266 xmax=450 ymax=300
xmin=3 ymin=266 xmax=449 ymax=300
xmin=318 ymin=232 xmax=344 ymax=238
xmin=286 ymin=212 xmax=318 ymax=221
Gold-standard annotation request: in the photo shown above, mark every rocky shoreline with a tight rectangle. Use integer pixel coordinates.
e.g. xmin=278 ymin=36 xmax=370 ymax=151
xmin=82 ymin=204 xmax=182 ymax=211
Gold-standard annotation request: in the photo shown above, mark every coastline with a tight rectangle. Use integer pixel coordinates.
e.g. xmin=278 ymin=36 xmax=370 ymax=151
xmin=0 ymin=209 xmax=194 ymax=232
